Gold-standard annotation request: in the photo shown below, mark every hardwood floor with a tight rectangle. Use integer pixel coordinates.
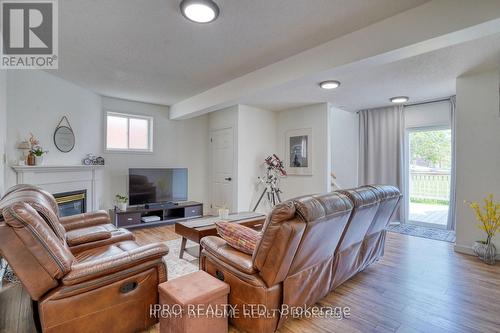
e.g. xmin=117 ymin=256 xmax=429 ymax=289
xmin=0 ymin=281 xmax=36 ymax=333
xmin=1 ymin=228 xmax=499 ymax=333
xmin=139 ymin=228 xmax=500 ymax=333
xmin=132 ymin=224 xmax=180 ymax=245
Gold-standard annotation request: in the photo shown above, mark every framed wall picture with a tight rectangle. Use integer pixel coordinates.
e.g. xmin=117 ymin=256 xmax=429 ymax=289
xmin=285 ymin=128 xmax=312 ymax=175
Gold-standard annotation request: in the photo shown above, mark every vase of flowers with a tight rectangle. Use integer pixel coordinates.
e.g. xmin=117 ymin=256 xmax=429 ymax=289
xmin=467 ymin=194 xmax=499 ymax=265
xmin=28 ymin=133 xmax=48 ymax=166
xmin=115 ymin=194 xmax=128 ymax=211
xmin=27 ymin=153 xmax=36 ymax=166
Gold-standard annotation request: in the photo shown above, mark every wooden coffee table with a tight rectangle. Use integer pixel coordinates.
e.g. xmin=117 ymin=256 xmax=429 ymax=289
xmin=174 ymin=212 xmax=266 ymax=259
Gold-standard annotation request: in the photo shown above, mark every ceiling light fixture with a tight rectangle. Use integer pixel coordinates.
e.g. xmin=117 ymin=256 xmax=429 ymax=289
xmin=319 ymin=80 xmax=341 ymax=90
xmin=390 ymin=96 xmax=409 ymax=103
xmin=180 ymin=0 xmax=220 ymax=23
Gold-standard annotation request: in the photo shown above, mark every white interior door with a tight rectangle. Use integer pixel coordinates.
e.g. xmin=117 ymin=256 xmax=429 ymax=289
xmin=210 ymin=128 xmax=234 ymax=214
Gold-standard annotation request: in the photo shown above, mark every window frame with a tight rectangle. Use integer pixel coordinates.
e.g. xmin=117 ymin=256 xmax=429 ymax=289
xmin=104 ymin=111 xmax=154 ymax=153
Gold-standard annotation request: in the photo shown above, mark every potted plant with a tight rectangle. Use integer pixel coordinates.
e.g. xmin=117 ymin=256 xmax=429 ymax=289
xmin=467 ymin=194 xmax=500 ymax=265
xmin=31 ymin=146 xmax=48 ymax=165
xmin=115 ymin=194 xmax=128 ymax=211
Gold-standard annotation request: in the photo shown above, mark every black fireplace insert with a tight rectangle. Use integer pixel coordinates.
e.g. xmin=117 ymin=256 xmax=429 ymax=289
xmin=53 ymin=190 xmax=87 ymax=217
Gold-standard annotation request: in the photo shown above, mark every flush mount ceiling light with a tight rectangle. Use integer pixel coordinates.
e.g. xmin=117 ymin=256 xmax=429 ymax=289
xmin=180 ymin=0 xmax=220 ymax=23
xmin=319 ymin=80 xmax=341 ymax=90
xmin=390 ymin=96 xmax=409 ymax=103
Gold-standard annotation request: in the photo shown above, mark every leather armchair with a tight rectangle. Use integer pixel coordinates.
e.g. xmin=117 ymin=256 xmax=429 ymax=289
xmin=0 ymin=184 xmax=134 ymax=253
xmin=0 ymin=187 xmax=169 ymax=333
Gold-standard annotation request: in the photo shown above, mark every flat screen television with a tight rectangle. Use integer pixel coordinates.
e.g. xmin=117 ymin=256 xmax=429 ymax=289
xmin=129 ymin=168 xmax=188 ymax=205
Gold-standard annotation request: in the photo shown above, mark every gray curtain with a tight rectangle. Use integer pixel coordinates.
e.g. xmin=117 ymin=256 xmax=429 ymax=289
xmin=358 ymin=105 xmax=404 ymax=220
xmin=447 ymin=96 xmax=457 ymax=230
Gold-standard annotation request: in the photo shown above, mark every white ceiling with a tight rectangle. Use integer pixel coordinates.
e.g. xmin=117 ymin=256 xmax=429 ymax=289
xmin=242 ymin=32 xmax=500 ymax=112
xmin=52 ymin=0 xmax=429 ymax=105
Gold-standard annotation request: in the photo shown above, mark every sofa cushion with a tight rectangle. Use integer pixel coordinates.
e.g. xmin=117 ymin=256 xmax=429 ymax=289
xmin=201 ymin=236 xmax=257 ymax=274
xmin=215 ymin=221 xmax=261 ymax=255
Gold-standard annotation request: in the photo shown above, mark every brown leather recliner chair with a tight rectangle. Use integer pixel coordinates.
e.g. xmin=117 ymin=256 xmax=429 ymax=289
xmin=0 ymin=187 xmax=169 ymax=333
xmin=1 ymin=184 xmax=135 ymax=253
xmin=201 ymin=192 xmax=354 ymax=333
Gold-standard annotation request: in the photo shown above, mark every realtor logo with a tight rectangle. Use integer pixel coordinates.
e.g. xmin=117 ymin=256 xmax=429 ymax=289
xmin=1 ymin=0 xmax=58 ymax=69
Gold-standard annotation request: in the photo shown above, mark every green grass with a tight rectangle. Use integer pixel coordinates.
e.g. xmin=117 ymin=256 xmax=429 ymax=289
xmin=410 ymin=197 xmax=449 ymax=206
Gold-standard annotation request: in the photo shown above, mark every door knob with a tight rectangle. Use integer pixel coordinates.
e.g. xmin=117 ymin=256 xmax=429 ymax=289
xmin=224 ymin=177 xmax=232 ymax=181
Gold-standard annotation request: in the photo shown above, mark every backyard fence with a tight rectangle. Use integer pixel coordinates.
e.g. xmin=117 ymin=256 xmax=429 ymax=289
xmin=410 ymin=171 xmax=450 ymax=203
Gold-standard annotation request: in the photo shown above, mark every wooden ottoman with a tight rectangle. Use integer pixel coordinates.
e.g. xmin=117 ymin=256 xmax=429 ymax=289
xmin=158 ymin=270 xmax=230 ymax=333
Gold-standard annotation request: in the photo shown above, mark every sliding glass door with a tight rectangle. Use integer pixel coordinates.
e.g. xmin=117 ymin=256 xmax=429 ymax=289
xmin=405 ymin=127 xmax=451 ymax=229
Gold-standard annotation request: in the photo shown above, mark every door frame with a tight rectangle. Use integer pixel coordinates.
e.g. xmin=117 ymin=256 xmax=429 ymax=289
xmin=209 ymin=127 xmax=237 ymax=214
xmin=403 ymin=125 xmax=451 ymax=229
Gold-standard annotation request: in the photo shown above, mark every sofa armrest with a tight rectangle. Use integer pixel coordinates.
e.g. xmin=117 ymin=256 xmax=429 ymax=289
xmin=63 ymin=243 xmax=169 ymax=286
xmin=59 ymin=210 xmax=111 ymax=231
xmin=65 ymin=226 xmax=112 ymax=246
xmin=200 ymin=236 xmax=256 ymax=275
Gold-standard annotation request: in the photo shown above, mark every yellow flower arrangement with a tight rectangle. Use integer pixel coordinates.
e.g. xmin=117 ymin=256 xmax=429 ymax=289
xmin=467 ymin=194 xmax=500 ymax=243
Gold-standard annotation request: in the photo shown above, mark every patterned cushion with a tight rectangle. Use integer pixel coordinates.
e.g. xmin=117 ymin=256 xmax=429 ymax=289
xmin=215 ymin=221 xmax=262 ymax=255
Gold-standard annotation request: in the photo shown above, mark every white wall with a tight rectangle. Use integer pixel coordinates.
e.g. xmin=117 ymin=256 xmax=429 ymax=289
xmin=237 ymin=105 xmax=277 ymax=212
xmin=102 ymin=97 xmax=209 ymax=209
xmin=5 ymin=71 xmax=209 ymax=210
xmin=6 ymin=70 xmax=102 ymax=188
xmin=330 ymin=106 xmax=359 ymax=189
xmin=277 ymin=103 xmax=331 ymax=200
xmin=0 ymin=71 xmax=7 ymax=196
xmin=455 ymin=68 xmax=500 ymax=254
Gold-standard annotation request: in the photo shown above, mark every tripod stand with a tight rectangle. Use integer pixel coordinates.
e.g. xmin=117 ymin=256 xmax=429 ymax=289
xmin=252 ymin=176 xmax=282 ymax=211
xmin=252 ymin=155 xmax=286 ymax=212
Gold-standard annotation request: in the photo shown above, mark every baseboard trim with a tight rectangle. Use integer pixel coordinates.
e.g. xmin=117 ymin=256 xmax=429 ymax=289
xmin=454 ymin=243 xmax=500 ymax=259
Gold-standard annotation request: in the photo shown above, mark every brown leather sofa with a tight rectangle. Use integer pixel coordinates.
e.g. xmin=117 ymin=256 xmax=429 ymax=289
xmin=201 ymin=185 xmax=401 ymax=333
xmin=0 ymin=185 xmax=169 ymax=333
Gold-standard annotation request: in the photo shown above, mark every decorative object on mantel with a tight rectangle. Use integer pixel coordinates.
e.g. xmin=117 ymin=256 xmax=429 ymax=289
xmin=16 ymin=141 xmax=30 ymax=165
xmin=466 ymin=194 xmax=499 ymax=265
xmin=28 ymin=133 xmax=48 ymax=166
xmin=54 ymin=116 xmax=76 ymax=152
xmin=83 ymin=153 xmax=105 ymax=165
xmin=32 ymin=147 xmax=48 ymax=166
xmin=115 ymin=194 xmax=128 ymax=211
xmin=285 ymin=128 xmax=313 ymax=175
xmin=27 ymin=153 xmax=35 ymax=166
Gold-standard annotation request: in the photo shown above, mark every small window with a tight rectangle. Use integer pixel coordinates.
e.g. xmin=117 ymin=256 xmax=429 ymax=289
xmin=105 ymin=111 xmax=153 ymax=152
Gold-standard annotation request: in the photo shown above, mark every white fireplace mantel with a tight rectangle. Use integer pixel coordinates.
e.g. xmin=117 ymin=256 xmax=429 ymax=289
xmin=11 ymin=165 xmax=104 ymax=212
xmin=12 ymin=165 xmax=104 ymax=173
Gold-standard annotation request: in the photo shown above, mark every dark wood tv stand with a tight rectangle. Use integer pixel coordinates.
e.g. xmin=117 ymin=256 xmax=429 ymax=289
xmin=111 ymin=201 xmax=203 ymax=229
